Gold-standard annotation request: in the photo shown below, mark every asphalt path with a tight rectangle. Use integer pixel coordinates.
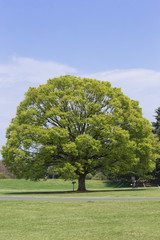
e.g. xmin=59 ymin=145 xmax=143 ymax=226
xmin=0 ymin=196 xmax=160 ymax=201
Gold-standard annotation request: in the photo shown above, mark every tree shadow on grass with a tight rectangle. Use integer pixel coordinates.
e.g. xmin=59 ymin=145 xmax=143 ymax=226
xmin=6 ymin=188 xmax=146 ymax=195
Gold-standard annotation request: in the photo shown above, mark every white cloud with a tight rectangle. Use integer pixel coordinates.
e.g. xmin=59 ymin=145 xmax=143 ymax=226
xmin=85 ymin=69 xmax=160 ymax=89
xmin=0 ymin=57 xmax=77 ymax=87
xmin=84 ymin=69 xmax=160 ymax=122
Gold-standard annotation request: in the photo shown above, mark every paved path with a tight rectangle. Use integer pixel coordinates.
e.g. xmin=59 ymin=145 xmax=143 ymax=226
xmin=0 ymin=196 xmax=160 ymax=201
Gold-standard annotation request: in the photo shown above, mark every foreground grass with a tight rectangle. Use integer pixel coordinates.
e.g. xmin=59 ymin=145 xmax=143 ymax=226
xmin=0 ymin=179 xmax=160 ymax=198
xmin=1 ymin=200 xmax=160 ymax=240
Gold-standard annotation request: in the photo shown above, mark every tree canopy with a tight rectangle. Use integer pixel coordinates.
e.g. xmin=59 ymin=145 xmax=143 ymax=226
xmin=152 ymin=107 xmax=160 ymax=138
xmin=152 ymin=107 xmax=160 ymax=184
xmin=1 ymin=75 xmax=159 ymax=191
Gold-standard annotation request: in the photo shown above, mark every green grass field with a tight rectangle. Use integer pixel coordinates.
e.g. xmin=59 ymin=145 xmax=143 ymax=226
xmin=1 ymin=179 xmax=160 ymax=240
xmin=0 ymin=178 xmax=160 ymax=198
xmin=1 ymin=200 xmax=160 ymax=240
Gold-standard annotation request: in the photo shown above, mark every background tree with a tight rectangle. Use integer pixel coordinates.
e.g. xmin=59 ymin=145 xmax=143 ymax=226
xmin=2 ymin=76 xmax=159 ymax=191
xmin=152 ymin=107 xmax=160 ymax=184
xmin=152 ymin=107 xmax=160 ymax=136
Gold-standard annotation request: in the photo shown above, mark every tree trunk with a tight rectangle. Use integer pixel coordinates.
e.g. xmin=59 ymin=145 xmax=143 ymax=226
xmin=77 ymin=174 xmax=86 ymax=192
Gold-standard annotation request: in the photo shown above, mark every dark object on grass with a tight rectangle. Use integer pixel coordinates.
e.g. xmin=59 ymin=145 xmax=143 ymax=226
xmin=72 ymin=181 xmax=76 ymax=191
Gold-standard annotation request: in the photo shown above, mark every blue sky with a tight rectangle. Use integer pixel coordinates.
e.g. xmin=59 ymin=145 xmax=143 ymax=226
xmin=0 ymin=0 xmax=160 ymax=151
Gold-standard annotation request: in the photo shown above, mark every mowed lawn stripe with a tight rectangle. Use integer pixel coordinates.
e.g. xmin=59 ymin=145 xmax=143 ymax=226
xmin=1 ymin=196 xmax=160 ymax=201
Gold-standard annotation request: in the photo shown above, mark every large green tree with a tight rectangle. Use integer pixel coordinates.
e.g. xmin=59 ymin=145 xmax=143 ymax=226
xmin=2 ymin=76 xmax=159 ymax=191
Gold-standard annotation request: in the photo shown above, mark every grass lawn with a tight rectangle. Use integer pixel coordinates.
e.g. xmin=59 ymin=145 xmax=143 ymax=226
xmin=1 ymin=179 xmax=160 ymax=239
xmin=0 ymin=178 xmax=111 ymax=192
xmin=1 ymin=200 xmax=160 ymax=240
xmin=0 ymin=179 xmax=160 ymax=198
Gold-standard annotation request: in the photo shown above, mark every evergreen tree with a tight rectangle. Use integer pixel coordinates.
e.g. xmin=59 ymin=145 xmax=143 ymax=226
xmin=152 ymin=107 xmax=160 ymax=184
xmin=153 ymin=107 xmax=160 ymax=137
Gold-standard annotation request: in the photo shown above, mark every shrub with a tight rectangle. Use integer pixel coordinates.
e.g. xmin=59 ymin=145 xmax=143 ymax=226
xmin=86 ymin=173 xmax=93 ymax=180
xmin=92 ymin=172 xmax=107 ymax=180
xmin=0 ymin=172 xmax=10 ymax=179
